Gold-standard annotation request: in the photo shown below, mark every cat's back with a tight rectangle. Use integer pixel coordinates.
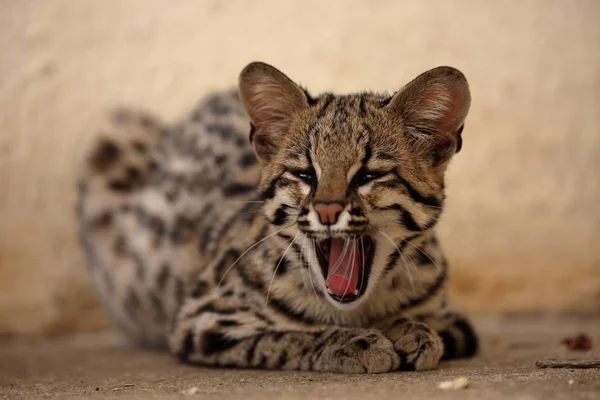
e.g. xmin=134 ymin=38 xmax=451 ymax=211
xmin=77 ymin=89 xmax=259 ymax=347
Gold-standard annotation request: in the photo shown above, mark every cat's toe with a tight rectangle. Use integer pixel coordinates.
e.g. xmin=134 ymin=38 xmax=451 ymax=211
xmin=314 ymin=330 xmax=400 ymax=373
xmin=385 ymin=321 xmax=443 ymax=371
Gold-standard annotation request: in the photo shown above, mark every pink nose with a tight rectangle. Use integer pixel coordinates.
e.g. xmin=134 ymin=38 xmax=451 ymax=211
xmin=313 ymin=202 xmax=344 ymax=225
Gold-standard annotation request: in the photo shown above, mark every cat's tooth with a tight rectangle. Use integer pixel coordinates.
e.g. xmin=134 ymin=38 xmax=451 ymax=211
xmin=352 ymin=289 xmax=359 ymax=296
xmin=327 ymin=288 xmax=334 ymax=295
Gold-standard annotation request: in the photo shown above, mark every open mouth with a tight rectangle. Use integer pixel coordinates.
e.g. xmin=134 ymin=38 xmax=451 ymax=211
xmin=315 ymin=236 xmax=375 ymax=303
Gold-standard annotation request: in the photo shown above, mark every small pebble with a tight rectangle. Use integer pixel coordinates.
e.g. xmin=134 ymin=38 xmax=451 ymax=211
xmin=438 ymin=377 xmax=470 ymax=390
xmin=182 ymin=387 xmax=200 ymax=395
xmin=568 ymin=380 xmax=575 ymax=385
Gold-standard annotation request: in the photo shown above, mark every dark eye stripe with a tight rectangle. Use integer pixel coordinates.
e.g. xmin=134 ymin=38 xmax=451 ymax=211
xmin=351 ymin=167 xmax=390 ymax=187
xmin=288 ymin=167 xmax=316 ymax=186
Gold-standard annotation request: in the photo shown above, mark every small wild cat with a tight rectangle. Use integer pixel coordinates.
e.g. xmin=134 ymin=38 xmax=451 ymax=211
xmin=77 ymin=62 xmax=477 ymax=373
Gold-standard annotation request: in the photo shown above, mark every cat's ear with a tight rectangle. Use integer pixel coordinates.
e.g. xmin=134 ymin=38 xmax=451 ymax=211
xmin=239 ymin=62 xmax=310 ymax=163
xmin=387 ymin=66 xmax=470 ymax=163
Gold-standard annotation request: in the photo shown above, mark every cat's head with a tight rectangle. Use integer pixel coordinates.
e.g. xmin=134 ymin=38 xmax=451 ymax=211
xmin=239 ymin=62 xmax=470 ymax=310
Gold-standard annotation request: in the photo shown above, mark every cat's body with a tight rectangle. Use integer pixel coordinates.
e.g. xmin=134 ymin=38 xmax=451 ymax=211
xmin=78 ymin=62 xmax=477 ymax=373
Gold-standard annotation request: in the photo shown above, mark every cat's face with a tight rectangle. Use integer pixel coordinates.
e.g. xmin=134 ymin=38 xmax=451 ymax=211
xmin=239 ymin=62 xmax=470 ymax=310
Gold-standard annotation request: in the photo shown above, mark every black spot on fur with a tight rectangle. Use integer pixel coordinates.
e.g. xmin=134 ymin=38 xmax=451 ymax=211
xmin=246 ymin=334 xmax=263 ymax=365
xmin=440 ymin=331 xmax=456 ymax=360
xmin=192 ymin=302 xmax=236 ymax=317
xmin=260 ymin=175 xmax=282 ymax=200
xmin=275 ymin=351 xmax=288 ymax=368
xmin=396 ymin=349 xmax=416 ymax=371
xmin=349 ymin=207 xmax=364 ymax=216
xmin=190 ymin=280 xmax=210 ymax=298
xmin=355 ymin=339 xmax=370 ymax=350
xmin=177 ymin=330 xmax=195 ymax=362
xmin=271 ymin=205 xmax=289 ymax=226
xmin=217 ymin=319 xmax=240 ymax=327
xmin=131 ymin=140 xmax=147 ymax=154
xmin=109 ymin=180 xmax=132 ymax=192
xmin=206 ymin=95 xmax=232 ymax=116
xmin=237 ymin=266 xmax=265 ymax=292
xmin=399 ymin=209 xmax=421 ymax=232
xmin=413 ymin=247 xmax=434 ymax=265
xmin=385 ymin=251 xmax=401 ymax=272
xmin=269 ymin=297 xmax=317 ymax=324
xmin=201 ymin=331 xmax=240 ymax=356
xmin=89 ymin=139 xmax=120 ymax=172
xmin=92 ymin=211 xmax=113 ymax=229
xmin=258 ymin=355 xmax=268 ymax=369
xmin=454 ymin=317 xmax=479 ymax=358
xmin=303 ymin=88 xmax=318 ymax=106
xmin=126 ymin=166 xmax=142 ymax=182
xmin=239 ymin=152 xmax=258 ymax=167
xmin=171 ymin=216 xmax=196 ymax=244
xmin=317 ymin=94 xmax=335 ymax=118
xmin=392 ymin=173 xmax=442 ymax=208
xmin=206 ymin=123 xmax=236 ymax=140
xmin=274 ymin=256 xmax=289 ymax=275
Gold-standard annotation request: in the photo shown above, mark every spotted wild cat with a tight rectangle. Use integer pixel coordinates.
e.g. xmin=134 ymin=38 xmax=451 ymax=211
xmin=77 ymin=62 xmax=478 ymax=373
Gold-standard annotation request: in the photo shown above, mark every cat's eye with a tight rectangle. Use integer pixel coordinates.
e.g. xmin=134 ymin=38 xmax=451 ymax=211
xmin=289 ymin=169 xmax=314 ymax=184
xmin=352 ymin=168 xmax=388 ymax=187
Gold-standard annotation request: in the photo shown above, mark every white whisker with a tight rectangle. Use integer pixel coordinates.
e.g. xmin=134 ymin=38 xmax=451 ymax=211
xmin=402 ymin=238 xmax=446 ymax=279
xmin=217 ymin=222 xmax=295 ymax=288
xmin=340 ymin=239 xmax=357 ymax=304
xmin=266 ymin=232 xmax=299 ymax=305
xmin=305 ymin=237 xmax=321 ymax=301
xmin=377 ymin=229 xmax=415 ymax=292
xmin=358 ymin=237 xmax=366 ymax=294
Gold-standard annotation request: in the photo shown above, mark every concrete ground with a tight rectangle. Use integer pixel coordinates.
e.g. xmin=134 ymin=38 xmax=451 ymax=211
xmin=1 ymin=317 xmax=599 ymax=400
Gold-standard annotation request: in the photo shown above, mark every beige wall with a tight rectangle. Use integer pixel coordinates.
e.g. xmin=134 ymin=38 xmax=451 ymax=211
xmin=1 ymin=0 xmax=599 ymax=336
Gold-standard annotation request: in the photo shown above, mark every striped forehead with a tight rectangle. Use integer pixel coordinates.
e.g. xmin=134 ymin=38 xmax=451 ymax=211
xmin=281 ymin=93 xmax=397 ymax=169
xmin=308 ymin=95 xmax=376 ymax=168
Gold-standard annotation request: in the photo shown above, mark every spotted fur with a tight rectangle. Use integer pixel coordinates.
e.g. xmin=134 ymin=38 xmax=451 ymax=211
xmin=78 ymin=62 xmax=478 ymax=373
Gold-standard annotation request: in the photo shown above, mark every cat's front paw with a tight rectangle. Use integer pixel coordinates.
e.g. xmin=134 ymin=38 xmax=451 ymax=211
xmin=384 ymin=319 xmax=443 ymax=371
xmin=312 ymin=329 xmax=400 ymax=373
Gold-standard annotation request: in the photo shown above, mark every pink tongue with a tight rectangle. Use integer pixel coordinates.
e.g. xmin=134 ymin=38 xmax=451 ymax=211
xmin=326 ymin=238 xmax=360 ymax=296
